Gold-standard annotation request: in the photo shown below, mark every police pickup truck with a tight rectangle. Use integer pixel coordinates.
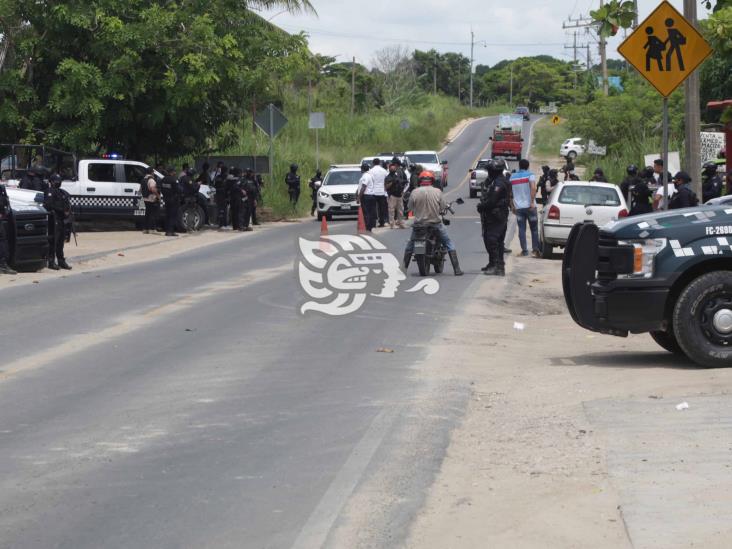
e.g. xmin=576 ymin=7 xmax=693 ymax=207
xmin=2 ymin=186 xmax=49 ymax=271
xmin=1 ymin=145 xmax=215 ymax=231
xmin=563 ymin=206 xmax=732 ymax=368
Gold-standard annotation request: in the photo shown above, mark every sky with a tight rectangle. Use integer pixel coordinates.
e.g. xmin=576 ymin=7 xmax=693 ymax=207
xmin=258 ymin=0 xmax=711 ymax=68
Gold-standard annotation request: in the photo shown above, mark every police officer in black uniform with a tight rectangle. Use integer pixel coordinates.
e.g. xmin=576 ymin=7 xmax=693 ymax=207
xmin=229 ymin=168 xmax=244 ymax=231
xmin=478 ymin=159 xmax=511 ymax=277
xmin=669 ymin=171 xmax=699 ymax=210
xmin=702 ymin=161 xmax=723 ymax=203
xmin=537 ymin=165 xmax=551 ymax=205
xmin=19 ymin=167 xmax=46 ymax=192
xmin=286 ymin=164 xmax=301 ymax=207
xmin=214 ymin=166 xmax=229 ymax=228
xmin=44 ymin=174 xmax=72 ymax=270
xmin=242 ymin=169 xmax=258 ymax=230
xmin=0 ymin=184 xmax=17 ymax=275
xmin=309 ymin=170 xmax=323 ymax=217
xmin=160 ymin=167 xmax=180 ymax=236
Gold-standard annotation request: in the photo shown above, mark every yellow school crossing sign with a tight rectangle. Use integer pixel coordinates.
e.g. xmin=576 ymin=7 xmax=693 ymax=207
xmin=551 ymin=115 xmax=560 ymax=126
xmin=618 ymin=1 xmax=712 ymax=97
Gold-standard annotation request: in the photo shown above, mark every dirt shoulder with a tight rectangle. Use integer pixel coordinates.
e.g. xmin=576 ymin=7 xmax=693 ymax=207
xmin=406 ymin=254 xmax=732 ymax=548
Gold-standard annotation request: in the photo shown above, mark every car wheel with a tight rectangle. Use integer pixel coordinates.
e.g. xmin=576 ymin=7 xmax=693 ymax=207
xmin=650 ymin=329 xmax=685 ymax=355
xmin=567 ymin=151 xmax=577 ymax=161
xmin=178 ymin=203 xmax=204 ymax=232
xmin=469 ymin=189 xmax=477 ymax=199
xmin=541 ymin=241 xmax=553 ymax=259
xmin=673 ymin=271 xmax=732 ymax=367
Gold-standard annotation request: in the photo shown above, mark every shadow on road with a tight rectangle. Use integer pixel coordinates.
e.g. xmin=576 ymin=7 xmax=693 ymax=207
xmin=550 ymin=351 xmax=701 ymax=370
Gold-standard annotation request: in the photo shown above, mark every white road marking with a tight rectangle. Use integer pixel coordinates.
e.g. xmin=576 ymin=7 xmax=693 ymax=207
xmin=291 ymin=406 xmax=403 ymax=549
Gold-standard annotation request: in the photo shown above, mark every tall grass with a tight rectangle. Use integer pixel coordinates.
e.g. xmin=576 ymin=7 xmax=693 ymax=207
xmin=531 ymin=117 xmax=571 ymax=158
xmin=219 ymin=94 xmax=510 ymax=218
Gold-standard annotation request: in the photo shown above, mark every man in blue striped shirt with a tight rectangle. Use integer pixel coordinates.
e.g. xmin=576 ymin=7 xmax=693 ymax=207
xmin=511 ymin=159 xmax=540 ymax=258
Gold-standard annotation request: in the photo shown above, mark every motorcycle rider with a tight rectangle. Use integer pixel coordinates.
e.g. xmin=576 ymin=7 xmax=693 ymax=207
xmin=309 ymin=169 xmax=323 ymax=217
xmin=0 ymin=183 xmax=17 ymax=275
xmin=478 ymin=159 xmax=511 ymax=276
xmin=43 ymin=173 xmax=72 ymax=270
xmin=702 ymin=161 xmax=723 ymax=203
xmin=404 ymin=171 xmax=463 ymax=276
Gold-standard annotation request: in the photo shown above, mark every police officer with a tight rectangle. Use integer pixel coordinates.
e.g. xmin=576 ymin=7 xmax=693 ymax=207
xmin=620 ymin=165 xmax=641 ymax=205
xmin=19 ymin=167 xmax=45 ymax=191
xmin=590 ymin=168 xmax=608 ymax=182
xmin=179 ymin=167 xmax=200 ymax=232
xmin=160 ymin=167 xmax=180 ymax=236
xmin=629 ymin=178 xmax=654 ymax=216
xmin=214 ymin=166 xmax=229 ymax=228
xmin=242 ymin=169 xmax=258 ymax=230
xmin=478 ymin=159 xmax=511 ymax=277
xmin=308 ymin=169 xmax=323 ymax=217
xmin=229 ymin=168 xmax=244 ymax=231
xmin=537 ymin=165 xmax=550 ymax=205
xmin=286 ymin=164 xmax=301 ymax=207
xmin=0 ymin=184 xmax=17 ymax=275
xmin=44 ymin=174 xmax=72 ymax=270
xmin=702 ymin=161 xmax=723 ymax=203
xmin=669 ymin=172 xmax=699 ymax=210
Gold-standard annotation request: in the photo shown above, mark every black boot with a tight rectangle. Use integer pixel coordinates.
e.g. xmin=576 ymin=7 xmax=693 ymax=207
xmin=485 ymin=264 xmax=505 ymax=277
xmin=58 ymin=259 xmax=72 ymax=270
xmin=0 ymin=262 xmax=17 ymax=275
xmin=404 ymin=252 xmax=412 ymax=270
xmin=449 ymin=251 xmax=464 ymax=276
xmin=481 ymin=263 xmax=495 ymax=272
xmin=48 ymin=259 xmax=60 ymax=271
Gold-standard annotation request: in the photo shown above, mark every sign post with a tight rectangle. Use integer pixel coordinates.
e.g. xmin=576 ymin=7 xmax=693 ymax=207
xmin=617 ymin=0 xmax=712 ymax=210
xmin=309 ymin=112 xmax=326 ymax=171
xmin=255 ymin=104 xmax=288 ymax=179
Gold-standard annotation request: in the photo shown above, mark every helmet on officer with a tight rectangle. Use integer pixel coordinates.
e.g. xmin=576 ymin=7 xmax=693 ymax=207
xmin=627 ymin=164 xmax=638 ymax=176
xmin=49 ymin=173 xmax=62 ymax=187
xmin=290 ymin=163 xmax=299 ymax=172
xmin=703 ymin=161 xmax=718 ymax=175
xmin=487 ymin=158 xmax=506 ymax=177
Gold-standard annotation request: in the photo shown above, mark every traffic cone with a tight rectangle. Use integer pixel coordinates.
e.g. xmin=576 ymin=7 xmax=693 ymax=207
xmin=320 ymin=215 xmax=331 ymax=252
xmin=320 ymin=215 xmax=328 ymax=236
xmin=357 ymin=207 xmax=367 ymax=234
xmin=408 ymin=210 xmax=414 ymax=220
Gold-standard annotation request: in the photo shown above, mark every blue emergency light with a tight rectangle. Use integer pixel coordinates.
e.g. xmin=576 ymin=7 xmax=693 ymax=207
xmin=102 ymin=153 xmax=123 ymax=160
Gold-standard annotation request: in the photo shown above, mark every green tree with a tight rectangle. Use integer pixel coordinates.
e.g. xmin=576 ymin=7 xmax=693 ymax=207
xmin=0 ymin=0 xmax=314 ymax=159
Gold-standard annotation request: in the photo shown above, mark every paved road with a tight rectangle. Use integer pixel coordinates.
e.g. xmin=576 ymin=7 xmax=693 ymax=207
xmin=0 ymin=116 xmax=539 ymax=548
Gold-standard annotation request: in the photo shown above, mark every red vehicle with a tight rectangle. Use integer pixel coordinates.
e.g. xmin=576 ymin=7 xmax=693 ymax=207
xmin=490 ymin=114 xmax=524 ymax=160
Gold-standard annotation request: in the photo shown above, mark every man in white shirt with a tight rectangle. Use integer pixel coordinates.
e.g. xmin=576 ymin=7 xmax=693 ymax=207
xmin=357 ymin=163 xmax=376 ymax=231
xmin=369 ymin=159 xmax=389 ymax=228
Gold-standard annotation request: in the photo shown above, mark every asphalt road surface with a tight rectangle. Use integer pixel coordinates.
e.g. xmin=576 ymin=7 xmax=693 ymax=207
xmin=0 ymin=116 xmax=540 ymax=549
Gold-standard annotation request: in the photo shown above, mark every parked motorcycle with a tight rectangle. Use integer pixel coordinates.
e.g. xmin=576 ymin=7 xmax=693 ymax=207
xmin=413 ymin=197 xmax=464 ymax=276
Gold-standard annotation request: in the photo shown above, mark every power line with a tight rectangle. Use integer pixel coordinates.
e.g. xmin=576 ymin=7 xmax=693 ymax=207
xmin=277 ymin=24 xmax=565 ymax=48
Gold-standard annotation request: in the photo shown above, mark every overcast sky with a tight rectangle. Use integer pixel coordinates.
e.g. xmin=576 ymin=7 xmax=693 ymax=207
xmin=259 ymin=0 xmax=710 ymax=68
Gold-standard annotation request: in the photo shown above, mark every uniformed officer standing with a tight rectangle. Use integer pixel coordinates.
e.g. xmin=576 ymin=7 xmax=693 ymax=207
xmin=242 ymin=169 xmax=258 ymax=230
xmin=160 ymin=167 xmax=180 ymax=236
xmin=214 ymin=166 xmax=229 ymax=227
xmin=0 ymin=184 xmax=17 ymax=275
xmin=43 ymin=174 xmax=72 ymax=270
xmin=308 ymin=170 xmax=323 ymax=217
xmin=229 ymin=168 xmax=244 ymax=231
xmin=286 ymin=164 xmax=301 ymax=207
xmin=478 ymin=159 xmax=511 ymax=277
xmin=702 ymin=162 xmax=723 ymax=203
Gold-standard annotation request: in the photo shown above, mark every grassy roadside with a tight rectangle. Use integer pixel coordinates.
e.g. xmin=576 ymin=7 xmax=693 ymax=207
xmin=218 ymin=95 xmax=510 ymax=219
xmin=530 ymin=116 xmax=571 ymax=159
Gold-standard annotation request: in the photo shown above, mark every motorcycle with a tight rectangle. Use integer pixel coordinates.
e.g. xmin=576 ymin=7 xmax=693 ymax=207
xmin=413 ymin=197 xmax=464 ymax=276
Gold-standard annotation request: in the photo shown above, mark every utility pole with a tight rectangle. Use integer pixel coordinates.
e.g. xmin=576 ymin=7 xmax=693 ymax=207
xmin=600 ymin=1 xmax=609 ymax=96
xmin=469 ymin=30 xmax=474 ymax=108
xmin=684 ymin=0 xmax=702 ymax=197
xmin=350 ymin=56 xmax=355 ymax=117
xmin=509 ymin=63 xmax=513 ymax=107
xmin=632 ymin=0 xmax=639 ymax=28
xmin=433 ymin=51 xmax=437 ymax=95
xmin=564 ymin=31 xmax=580 ymax=89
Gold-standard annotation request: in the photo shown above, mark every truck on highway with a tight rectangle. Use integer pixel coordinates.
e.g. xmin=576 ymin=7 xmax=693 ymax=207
xmin=489 ymin=114 xmax=524 ymax=161
xmin=1 ymin=144 xmax=215 ymax=231
xmin=563 ymin=206 xmax=732 ymax=368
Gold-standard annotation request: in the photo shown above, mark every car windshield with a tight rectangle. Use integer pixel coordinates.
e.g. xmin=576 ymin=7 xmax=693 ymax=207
xmin=559 ymin=186 xmax=620 ymax=207
xmin=323 ymin=170 xmax=361 ymax=186
xmin=476 ymin=160 xmax=491 ymax=170
xmin=407 ymin=154 xmax=439 ymax=164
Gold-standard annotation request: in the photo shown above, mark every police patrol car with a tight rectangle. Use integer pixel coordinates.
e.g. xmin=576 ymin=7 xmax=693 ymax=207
xmin=563 ymin=206 xmax=732 ymax=368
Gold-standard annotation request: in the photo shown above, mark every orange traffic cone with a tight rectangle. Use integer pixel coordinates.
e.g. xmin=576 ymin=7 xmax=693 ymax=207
xmin=357 ymin=207 xmax=367 ymax=234
xmin=408 ymin=210 xmax=414 ymax=219
xmin=320 ymin=215 xmax=328 ymax=236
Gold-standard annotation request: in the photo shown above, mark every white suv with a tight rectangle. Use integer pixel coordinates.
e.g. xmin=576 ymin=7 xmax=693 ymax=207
xmin=405 ymin=151 xmax=444 ymax=186
xmin=317 ymin=165 xmax=362 ymax=221
xmin=560 ymin=138 xmax=585 ymax=160
xmin=540 ymin=181 xmax=628 ymax=258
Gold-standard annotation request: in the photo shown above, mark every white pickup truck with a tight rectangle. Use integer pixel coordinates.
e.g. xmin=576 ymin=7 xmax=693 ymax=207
xmin=62 ymin=159 xmax=215 ymax=231
xmin=2 ymin=145 xmax=215 ymax=231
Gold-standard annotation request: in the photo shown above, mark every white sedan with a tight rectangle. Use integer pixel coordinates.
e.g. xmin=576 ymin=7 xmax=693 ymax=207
xmin=540 ymin=181 xmax=628 ymax=258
